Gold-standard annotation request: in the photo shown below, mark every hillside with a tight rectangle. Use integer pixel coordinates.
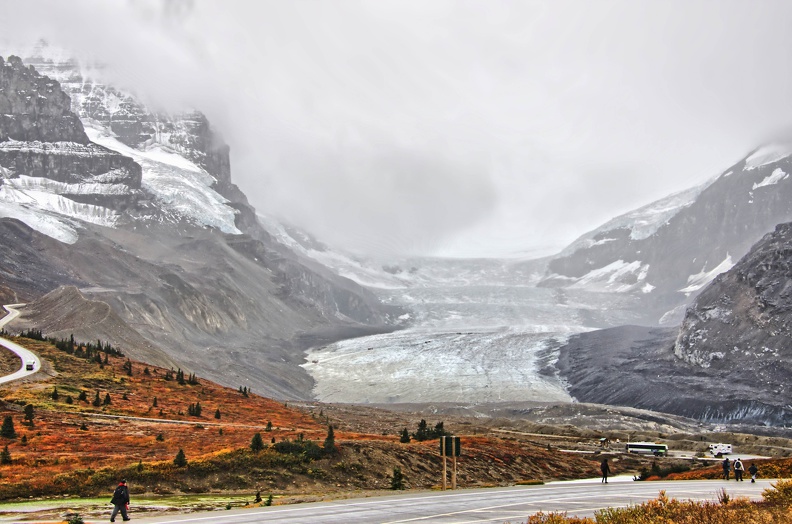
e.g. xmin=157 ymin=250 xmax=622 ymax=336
xmin=0 ymin=336 xmax=608 ymax=508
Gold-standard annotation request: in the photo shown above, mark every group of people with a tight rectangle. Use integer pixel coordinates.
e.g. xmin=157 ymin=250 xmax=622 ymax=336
xmin=722 ymin=457 xmax=759 ymax=482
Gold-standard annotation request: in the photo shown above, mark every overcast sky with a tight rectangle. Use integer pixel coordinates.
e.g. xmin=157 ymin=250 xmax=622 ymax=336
xmin=3 ymin=0 xmax=792 ymax=257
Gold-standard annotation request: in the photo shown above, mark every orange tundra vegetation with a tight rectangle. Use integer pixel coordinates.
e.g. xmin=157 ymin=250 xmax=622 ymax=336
xmin=0 ymin=337 xmax=604 ymax=501
xmin=0 ymin=337 xmax=326 ymax=498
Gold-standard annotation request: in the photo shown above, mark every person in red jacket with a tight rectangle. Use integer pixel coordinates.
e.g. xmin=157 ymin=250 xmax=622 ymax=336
xmin=110 ymin=479 xmax=131 ymax=522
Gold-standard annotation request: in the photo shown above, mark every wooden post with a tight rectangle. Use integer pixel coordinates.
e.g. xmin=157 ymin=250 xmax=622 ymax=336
xmin=449 ymin=437 xmax=459 ymax=489
xmin=440 ymin=435 xmax=447 ymax=491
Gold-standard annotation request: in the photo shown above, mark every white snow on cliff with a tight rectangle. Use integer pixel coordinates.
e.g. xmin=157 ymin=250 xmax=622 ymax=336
xmin=85 ymin=124 xmax=241 ymax=235
xmin=753 ymin=168 xmax=789 ymax=190
xmin=679 ymin=255 xmax=734 ymax=294
xmin=745 ymin=144 xmax=792 ymax=170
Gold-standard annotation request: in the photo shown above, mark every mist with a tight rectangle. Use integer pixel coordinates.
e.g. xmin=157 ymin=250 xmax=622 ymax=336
xmin=3 ymin=0 xmax=792 ymax=257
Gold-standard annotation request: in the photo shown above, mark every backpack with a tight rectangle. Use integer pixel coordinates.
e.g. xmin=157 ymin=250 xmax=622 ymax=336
xmin=111 ymin=485 xmax=126 ymax=503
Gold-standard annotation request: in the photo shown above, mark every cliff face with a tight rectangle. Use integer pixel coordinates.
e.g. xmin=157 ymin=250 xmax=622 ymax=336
xmin=23 ymin=53 xmax=258 ymax=232
xmin=0 ymin=56 xmax=87 ymax=143
xmin=0 ymin=55 xmax=142 ymax=213
xmin=674 ymin=222 xmax=792 ymax=378
xmin=557 ymin=221 xmax=792 ymax=427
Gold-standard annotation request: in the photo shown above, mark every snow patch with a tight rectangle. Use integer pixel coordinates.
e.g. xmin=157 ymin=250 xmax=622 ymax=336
xmin=679 ymin=255 xmax=734 ymax=294
xmin=745 ymin=144 xmax=792 ymax=170
xmin=85 ymin=124 xmax=240 ymax=234
xmin=0 ymin=199 xmax=78 ymax=243
xmin=567 ymin=260 xmax=650 ymax=293
xmin=753 ymin=168 xmax=789 ymax=189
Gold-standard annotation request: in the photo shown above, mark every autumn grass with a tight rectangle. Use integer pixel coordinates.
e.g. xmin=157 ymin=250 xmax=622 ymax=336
xmin=511 ymin=481 xmax=792 ymax=523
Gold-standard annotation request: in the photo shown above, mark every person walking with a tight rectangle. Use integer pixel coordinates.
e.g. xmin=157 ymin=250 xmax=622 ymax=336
xmin=733 ymin=458 xmax=744 ymax=481
xmin=110 ymin=479 xmax=131 ymax=522
xmin=600 ymin=458 xmax=611 ymax=483
xmin=749 ymin=462 xmax=759 ymax=483
xmin=721 ymin=457 xmax=731 ymax=480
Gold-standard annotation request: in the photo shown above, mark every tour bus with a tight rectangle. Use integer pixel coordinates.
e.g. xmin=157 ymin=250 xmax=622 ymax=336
xmin=625 ymin=442 xmax=668 ymax=456
xmin=709 ymin=443 xmax=732 ymax=456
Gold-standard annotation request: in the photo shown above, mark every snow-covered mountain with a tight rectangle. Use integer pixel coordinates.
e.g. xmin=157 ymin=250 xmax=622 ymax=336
xmin=540 ymin=143 xmax=792 ymax=323
xmin=0 ymin=51 xmax=401 ymax=398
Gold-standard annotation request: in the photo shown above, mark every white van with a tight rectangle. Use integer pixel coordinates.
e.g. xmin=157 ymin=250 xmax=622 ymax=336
xmin=25 ymin=360 xmax=34 ymax=371
xmin=709 ymin=443 xmax=732 ymax=455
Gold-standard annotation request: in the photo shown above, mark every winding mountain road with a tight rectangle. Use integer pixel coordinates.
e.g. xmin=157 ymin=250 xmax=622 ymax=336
xmin=0 ymin=303 xmax=39 ymax=383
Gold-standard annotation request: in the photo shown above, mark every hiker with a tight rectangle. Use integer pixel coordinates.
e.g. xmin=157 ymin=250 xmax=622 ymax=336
xmin=601 ymin=458 xmax=611 ymax=483
xmin=749 ymin=462 xmax=759 ymax=483
xmin=722 ymin=457 xmax=731 ymax=480
xmin=733 ymin=458 xmax=745 ymax=481
xmin=110 ymin=479 xmax=131 ymax=522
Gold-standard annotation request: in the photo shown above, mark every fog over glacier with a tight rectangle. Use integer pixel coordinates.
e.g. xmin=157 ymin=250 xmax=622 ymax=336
xmin=4 ymin=0 xmax=792 ymax=257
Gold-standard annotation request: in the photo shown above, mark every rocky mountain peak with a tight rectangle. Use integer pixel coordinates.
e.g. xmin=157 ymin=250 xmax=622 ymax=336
xmin=0 ymin=55 xmax=87 ymax=143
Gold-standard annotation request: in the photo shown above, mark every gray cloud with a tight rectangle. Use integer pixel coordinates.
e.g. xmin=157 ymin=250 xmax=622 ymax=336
xmin=3 ymin=0 xmax=792 ymax=256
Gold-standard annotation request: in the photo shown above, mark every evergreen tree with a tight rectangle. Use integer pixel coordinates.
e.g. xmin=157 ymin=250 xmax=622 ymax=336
xmin=51 ymin=387 xmax=59 ymax=401
xmin=250 ymin=432 xmax=265 ymax=452
xmin=431 ymin=421 xmax=446 ymax=438
xmin=194 ymin=402 xmax=202 ymax=417
xmin=79 ymin=423 xmax=88 ymax=431
xmin=65 ymin=395 xmax=73 ymax=405
xmin=123 ymin=359 xmax=133 ymax=376
xmin=174 ymin=448 xmax=187 ymax=467
xmin=144 ymin=367 xmax=150 ymax=376
xmin=400 ymin=428 xmax=411 ymax=443
xmin=152 ymin=397 xmax=158 ymax=407
xmin=323 ymin=425 xmax=336 ymax=455
xmin=414 ymin=419 xmax=429 ymax=441
xmin=265 ymin=421 xmax=273 ymax=432
xmin=0 ymin=445 xmax=11 ymax=464
xmin=103 ymin=352 xmax=109 ymax=365
xmin=92 ymin=391 xmax=101 ymax=407
xmin=23 ymin=404 xmax=34 ymax=426
xmin=177 ymin=369 xmax=185 ymax=385
xmin=103 ymin=393 xmax=111 ymax=405
xmin=0 ymin=417 xmax=13 ymax=439
xmin=390 ymin=467 xmax=405 ymax=490
xmin=20 ymin=435 xmax=27 ymax=444
xmin=214 ymin=408 xmax=221 ymax=419
xmin=78 ymin=390 xmax=87 ymax=402
xmin=265 ymin=494 xmax=273 ymax=506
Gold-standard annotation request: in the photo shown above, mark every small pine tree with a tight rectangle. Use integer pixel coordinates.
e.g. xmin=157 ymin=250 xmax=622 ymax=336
xmin=0 ymin=445 xmax=11 ymax=464
xmin=103 ymin=393 xmax=111 ymax=405
xmin=265 ymin=421 xmax=272 ymax=432
xmin=265 ymin=494 xmax=273 ymax=506
xmin=177 ymin=369 xmax=185 ymax=385
xmin=156 ymin=433 xmax=164 ymax=441
xmin=137 ymin=459 xmax=144 ymax=472
xmin=323 ymin=425 xmax=336 ymax=455
xmin=0 ymin=415 xmax=16 ymax=438
xmin=79 ymin=423 xmax=88 ymax=431
xmin=251 ymin=432 xmax=265 ymax=452
xmin=214 ymin=408 xmax=221 ymax=419
xmin=391 ymin=467 xmax=405 ymax=490
xmin=400 ymin=428 xmax=410 ymax=443
xmin=152 ymin=397 xmax=158 ymax=407
xmin=144 ymin=367 xmax=150 ymax=376
xmin=194 ymin=402 xmax=202 ymax=417
xmin=51 ymin=387 xmax=59 ymax=401
xmin=414 ymin=419 xmax=429 ymax=441
xmin=174 ymin=448 xmax=187 ymax=467
xmin=20 ymin=435 xmax=27 ymax=444
xmin=78 ymin=390 xmax=87 ymax=402
xmin=65 ymin=395 xmax=73 ymax=405
xmin=23 ymin=404 xmax=34 ymax=426
xmin=92 ymin=391 xmax=101 ymax=407
xmin=122 ymin=393 xmax=128 ymax=400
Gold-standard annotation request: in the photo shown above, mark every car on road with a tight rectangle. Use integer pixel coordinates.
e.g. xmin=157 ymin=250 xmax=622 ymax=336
xmin=25 ymin=360 xmax=34 ymax=371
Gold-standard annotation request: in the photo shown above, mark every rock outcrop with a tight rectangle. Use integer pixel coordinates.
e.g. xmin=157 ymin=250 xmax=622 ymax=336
xmin=557 ymin=221 xmax=792 ymax=426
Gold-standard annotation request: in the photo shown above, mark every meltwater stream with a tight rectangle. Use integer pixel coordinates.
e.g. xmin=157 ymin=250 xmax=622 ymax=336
xmin=302 ymin=277 xmax=648 ymax=404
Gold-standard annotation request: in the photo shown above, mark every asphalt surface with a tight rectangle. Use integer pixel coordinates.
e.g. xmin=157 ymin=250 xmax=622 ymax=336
xmin=130 ymin=477 xmax=775 ymax=524
xmin=0 ymin=304 xmax=39 ymax=384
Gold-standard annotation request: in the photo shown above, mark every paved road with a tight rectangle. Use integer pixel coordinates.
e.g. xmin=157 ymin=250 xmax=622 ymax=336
xmin=131 ymin=477 xmax=774 ymax=524
xmin=0 ymin=303 xmax=39 ymax=383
